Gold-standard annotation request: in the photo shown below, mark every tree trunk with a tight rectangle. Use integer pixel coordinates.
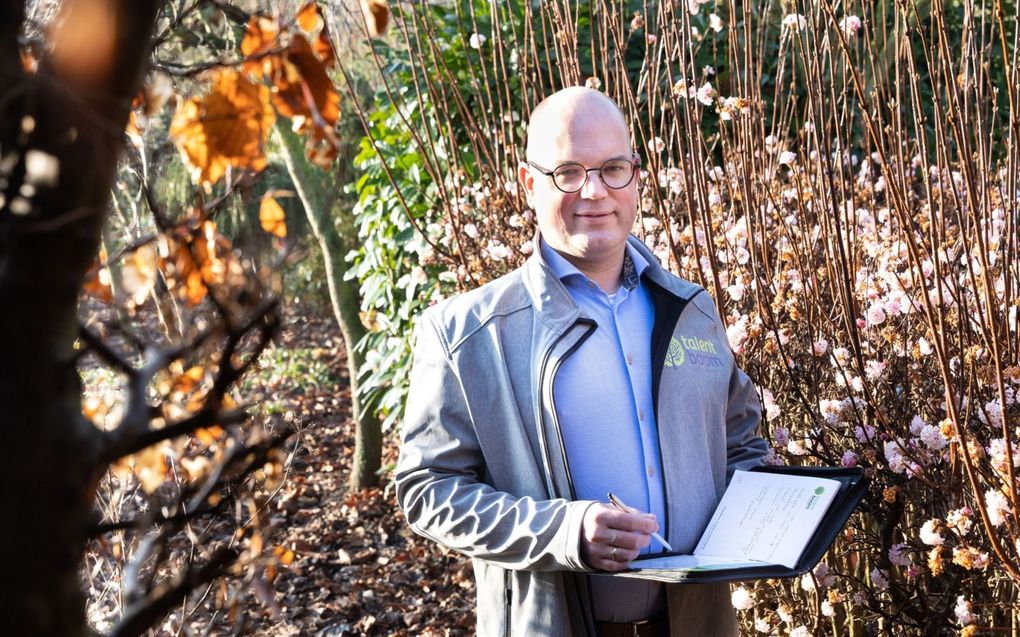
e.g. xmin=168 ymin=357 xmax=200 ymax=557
xmin=274 ymin=125 xmax=382 ymax=490
xmin=0 ymin=2 xmax=162 ymax=636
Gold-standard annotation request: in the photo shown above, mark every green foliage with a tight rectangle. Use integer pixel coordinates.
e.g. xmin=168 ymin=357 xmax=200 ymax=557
xmin=244 ymin=346 xmax=339 ymax=395
xmin=347 ymin=92 xmax=449 ymax=431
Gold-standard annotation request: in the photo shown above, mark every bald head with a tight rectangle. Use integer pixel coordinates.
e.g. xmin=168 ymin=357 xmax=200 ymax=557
xmin=525 ymin=87 xmax=631 ymax=164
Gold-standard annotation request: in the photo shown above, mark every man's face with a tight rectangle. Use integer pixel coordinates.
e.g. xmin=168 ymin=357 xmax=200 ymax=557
xmin=519 ymin=105 xmax=637 ymax=269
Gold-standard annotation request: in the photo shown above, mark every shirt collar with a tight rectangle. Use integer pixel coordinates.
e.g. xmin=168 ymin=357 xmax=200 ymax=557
xmin=539 ymin=237 xmax=650 ymax=292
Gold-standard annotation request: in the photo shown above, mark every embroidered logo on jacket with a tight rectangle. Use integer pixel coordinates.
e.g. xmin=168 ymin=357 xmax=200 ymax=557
xmin=663 ymin=335 xmax=723 ymax=368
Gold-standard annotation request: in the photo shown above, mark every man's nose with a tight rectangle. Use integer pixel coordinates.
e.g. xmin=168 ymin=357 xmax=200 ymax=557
xmin=579 ymin=170 xmax=608 ymax=199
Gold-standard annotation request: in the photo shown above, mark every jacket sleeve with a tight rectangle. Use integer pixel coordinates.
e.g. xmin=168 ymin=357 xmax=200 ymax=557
xmin=710 ymin=303 xmax=768 ymax=480
xmin=723 ymin=361 xmax=769 ymax=480
xmin=394 ymin=310 xmax=593 ymax=572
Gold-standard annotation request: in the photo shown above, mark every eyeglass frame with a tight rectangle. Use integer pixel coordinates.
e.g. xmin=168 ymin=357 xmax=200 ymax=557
xmin=526 ymin=152 xmax=641 ymax=194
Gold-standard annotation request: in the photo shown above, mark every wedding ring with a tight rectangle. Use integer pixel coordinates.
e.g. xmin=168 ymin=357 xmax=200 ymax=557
xmin=609 ymin=532 xmax=618 ymax=546
xmin=610 ymin=547 xmax=619 ymax=561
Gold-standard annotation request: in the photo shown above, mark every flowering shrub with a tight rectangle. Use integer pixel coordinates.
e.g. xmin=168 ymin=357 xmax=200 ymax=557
xmin=348 ymin=0 xmax=1020 ymax=632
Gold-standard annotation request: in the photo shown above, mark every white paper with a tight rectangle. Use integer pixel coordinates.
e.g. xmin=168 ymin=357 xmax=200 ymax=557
xmin=629 ymin=554 xmax=761 ymax=572
xmin=693 ymin=470 xmax=841 ymax=568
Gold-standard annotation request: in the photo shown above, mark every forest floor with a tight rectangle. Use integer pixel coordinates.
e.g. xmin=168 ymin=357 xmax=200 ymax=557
xmin=235 ymin=307 xmax=477 ymax=636
xmin=84 ymin=303 xmax=477 ymax=637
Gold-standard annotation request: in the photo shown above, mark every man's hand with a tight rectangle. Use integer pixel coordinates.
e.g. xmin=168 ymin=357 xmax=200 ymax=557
xmin=580 ymin=503 xmax=658 ymax=572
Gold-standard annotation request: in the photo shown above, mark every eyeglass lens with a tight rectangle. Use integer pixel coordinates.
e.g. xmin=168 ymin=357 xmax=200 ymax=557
xmin=553 ymin=160 xmax=635 ymax=192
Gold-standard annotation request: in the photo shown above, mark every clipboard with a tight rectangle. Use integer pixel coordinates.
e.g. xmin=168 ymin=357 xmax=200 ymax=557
xmin=615 ymin=465 xmax=868 ymax=584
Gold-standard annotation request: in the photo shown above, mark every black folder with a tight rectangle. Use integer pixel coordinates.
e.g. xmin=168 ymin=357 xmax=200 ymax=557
xmin=616 ymin=465 xmax=868 ymax=584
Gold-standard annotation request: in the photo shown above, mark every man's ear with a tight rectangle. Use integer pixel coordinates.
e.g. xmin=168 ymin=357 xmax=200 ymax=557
xmin=518 ymin=161 xmax=535 ymax=207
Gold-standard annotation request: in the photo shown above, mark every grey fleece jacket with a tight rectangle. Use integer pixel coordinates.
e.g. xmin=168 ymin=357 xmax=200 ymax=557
xmin=395 ymin=235 xmax=768 ymax=636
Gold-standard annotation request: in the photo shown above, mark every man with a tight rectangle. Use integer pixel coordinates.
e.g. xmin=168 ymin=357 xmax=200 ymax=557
xmin=395 ymin=86 xmax=767 ymax=636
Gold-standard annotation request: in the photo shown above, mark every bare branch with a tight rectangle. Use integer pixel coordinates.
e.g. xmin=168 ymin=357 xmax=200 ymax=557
xmin=109 ymin=547 xmax=238 ymax=637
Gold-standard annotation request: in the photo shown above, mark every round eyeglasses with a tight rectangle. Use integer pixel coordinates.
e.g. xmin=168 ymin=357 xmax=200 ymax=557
xmin=527 ymin=154 xmax=640 ymax=193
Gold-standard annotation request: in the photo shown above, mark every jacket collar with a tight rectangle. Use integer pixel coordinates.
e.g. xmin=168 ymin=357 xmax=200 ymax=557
xmin=521 ymin=231 xmax=701 ymax=325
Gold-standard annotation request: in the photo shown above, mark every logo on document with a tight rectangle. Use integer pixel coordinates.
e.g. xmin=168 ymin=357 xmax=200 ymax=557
xmin=805 ymin=486 xmax=826 ymax=510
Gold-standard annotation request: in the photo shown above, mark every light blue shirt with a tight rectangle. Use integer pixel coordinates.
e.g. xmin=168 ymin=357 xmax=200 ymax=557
xmin=541 ymin=239 xmax=667 ymax=622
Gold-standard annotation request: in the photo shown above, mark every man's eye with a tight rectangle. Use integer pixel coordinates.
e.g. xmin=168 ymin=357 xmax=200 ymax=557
xmin=603 ymin=162 xmax=627 ymax=174
xmin=555 ymin=166 xmax=583 ymax=178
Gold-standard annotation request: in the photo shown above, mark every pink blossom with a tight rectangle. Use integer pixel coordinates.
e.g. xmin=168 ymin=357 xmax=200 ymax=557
xmin=731 ymin=586 xmax=754 ymax=610
xmin=919 ymin=424 xmax=947 ymax=451
xmin=854 ymin=424 xmax=876 ymax=443
xmin=866 ymin=303 xmax=886 ymax=325
xmin=813 ymin=338 xmax=829 ymax=356
xmin=986 ymin=489 xmax=1011 ymax=526
xmin=813 ymin=562 xmax=836 ymax=587
xmin=955 ymin=596 xmax=974 ymax=625
xmin=870 ymin=568 xmax=889 ymax=589
xmin=920 ymin=519 xmax=944 ymax=546
xmin=774 ymin=427 xmax=789 ymax=446
xmin=839 ymin=15 xmax=863 ymax=37
xmin=696 ymin=82 xmax=717 ymax=106
xmin=888 ymin=543 xmax=911 ymax=567
xmin=864 ymin=359 xmax=886 ymax=380
xmin=782 ymin=13 xmax=806 ymax=31
xmin=946 ymin=506 xmax=973 ymax=536
xmin=884 ymin=440 xmax=906 ymax=473
xmin=841 ymin=450 xmax=858 ymax=468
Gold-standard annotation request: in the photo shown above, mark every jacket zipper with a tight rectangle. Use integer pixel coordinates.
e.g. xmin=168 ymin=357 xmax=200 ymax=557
xmin=536 ymin=318 xmax=598 ymax=637
xmin=504 ymin=569 xmax=512 ymax=637
xmin=543 ymin=319 xmax=596 ymax=501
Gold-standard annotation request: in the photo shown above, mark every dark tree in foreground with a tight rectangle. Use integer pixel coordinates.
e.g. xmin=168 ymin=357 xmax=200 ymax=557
xmin=0 ymin=2 xmax=290 ymax=635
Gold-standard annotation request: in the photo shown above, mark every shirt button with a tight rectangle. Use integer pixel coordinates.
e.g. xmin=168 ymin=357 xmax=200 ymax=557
xmin=638 ymin=409 xmax=645 ymax=421
xmin=626 ymin=354 xmax=634 ymax=365
xmin=647 ymin=466 xmax=655 ymax=477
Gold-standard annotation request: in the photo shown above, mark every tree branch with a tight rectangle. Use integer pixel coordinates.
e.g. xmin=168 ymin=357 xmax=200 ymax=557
xmin=109 ymin=547 xmax=238 ymax=637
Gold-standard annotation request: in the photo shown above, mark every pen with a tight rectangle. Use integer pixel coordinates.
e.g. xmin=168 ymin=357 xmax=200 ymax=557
xmin=607 ymin=492 xmax=673 ymax=552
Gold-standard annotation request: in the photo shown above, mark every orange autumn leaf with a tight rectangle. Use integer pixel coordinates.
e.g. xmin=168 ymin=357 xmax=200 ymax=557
xmin=126 ymin=110 xmax=143 ymax=137
xmin=360 ymin=0 xmax=390 ymax=37
xmin=120 ymin=244 xmax=159 ymax=306
xmin=241 ymin=15 xmax=282 ymax=79
xmin=194 ymin=425 xmax=225 ymax=445
xmin=259 ymin=195 xmax=287 ymax=238
xmin=169 ymin=69 xmax=276 ymax=186
xmin=273 ymin=545 xmax=295 ymax=565
xmin=171 ymin=365 xmax=206 ymax=394
xmin=295 ymin=2 xmax=335 ymax=66
xmin=82 ymin=257 xmax=113 ymax=302
xmin=120 ymin=444 xmax=171 ymax=494
xmin=295 ymin=2 xmax=321 ymax=32
xmin=161 ymin=238 xmax=207 ymax=306
xmin=268 ymin=35 xmax=339 ymax=129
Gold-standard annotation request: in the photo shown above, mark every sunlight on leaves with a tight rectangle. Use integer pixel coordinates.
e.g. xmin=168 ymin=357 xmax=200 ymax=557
xmin=259 ymin=195 xmax=287 ymax=238
xmin=360 ymin=0 xmax=390 ymax=37
xmin=121 ymin=244 xmax=159 ymax=307
xmin=169 ymin=70 xmax=276 ymax=186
